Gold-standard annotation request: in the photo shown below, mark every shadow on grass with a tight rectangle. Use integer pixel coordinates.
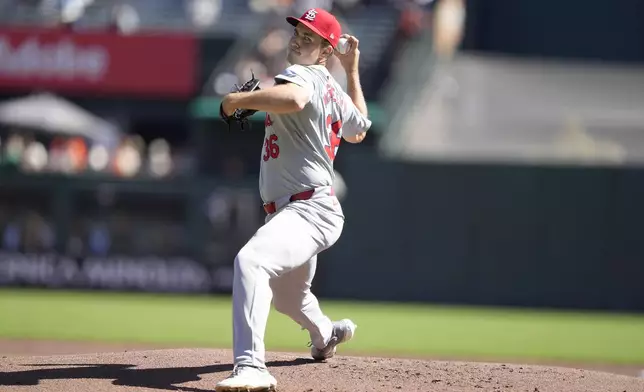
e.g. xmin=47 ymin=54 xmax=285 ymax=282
xmin=0 ymin=358 xmax=316 ymax=391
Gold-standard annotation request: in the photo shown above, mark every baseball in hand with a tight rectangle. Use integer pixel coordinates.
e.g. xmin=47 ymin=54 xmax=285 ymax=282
xmin=336 ymin=37 xmax=350 ymax=54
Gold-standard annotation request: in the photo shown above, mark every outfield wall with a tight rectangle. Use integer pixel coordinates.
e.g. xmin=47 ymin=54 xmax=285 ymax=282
xmin=316 ymin=149 xmax=644 ymax=312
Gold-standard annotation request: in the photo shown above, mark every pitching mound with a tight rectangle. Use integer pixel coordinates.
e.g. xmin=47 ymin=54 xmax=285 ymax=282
xmin=1 ymin=348 xmax=643 ymax=392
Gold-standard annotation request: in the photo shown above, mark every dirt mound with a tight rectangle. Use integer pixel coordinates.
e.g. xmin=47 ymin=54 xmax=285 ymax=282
xmin=0 ymin=348 xmax=642 ymax=392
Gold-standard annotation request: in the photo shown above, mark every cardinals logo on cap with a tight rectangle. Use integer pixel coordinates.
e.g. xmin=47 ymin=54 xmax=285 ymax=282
xmin=304 ymin=9 xmax=318 ymax=21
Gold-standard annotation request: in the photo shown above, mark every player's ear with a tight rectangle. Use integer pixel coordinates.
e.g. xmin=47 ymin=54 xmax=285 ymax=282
xmin=320 ymin=40 xmax=333 ymax=59
xmin=321 ymin=44 xmax=333 ymax=62
xmin=325 ymin=43 xmax=334 ymax=56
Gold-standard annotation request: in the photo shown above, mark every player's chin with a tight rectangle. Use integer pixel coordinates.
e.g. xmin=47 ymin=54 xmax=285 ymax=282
xmin=287 ymin=52 xmax=300 ymax=64
xmin=287 ymin=51 xmax=313 ymax=66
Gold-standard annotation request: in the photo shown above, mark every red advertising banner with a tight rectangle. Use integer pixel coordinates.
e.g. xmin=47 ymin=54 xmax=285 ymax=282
xmin=0 ymin=27 xmax=198 ymax=98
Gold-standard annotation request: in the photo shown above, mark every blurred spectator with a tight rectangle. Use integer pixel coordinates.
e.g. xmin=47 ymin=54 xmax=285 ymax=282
xmin=23 ymin=210 xmax=55 ymax=252
xmin=88 ymin=143 xmax=111 ymax=173
xmin=48 ymin=136 xmax=68 ymax=173
xmin=60 ymin=0 xmax=91 ymax=24
xmin=259 ymin=28 xmax=290 ymax=61
xmin=113 ymin=136 xmax=143 ymax=178
xmin=432 ymin=0 xmax=465 ymax=58
xmin=2 ymin=219 xmax=21 ymax=251
xmin=186 ymin=0 xmax=222 ymax=29
xmin=110 ymin=2 xmax=140 ymax=34
xmin=67 ymin=137 xmax=89 ymax=173
xmin=213 ymin=72 xmax=242 ymax=96
xmin=148 ymin=138 xmax=173 ymax=178
xmin=4 ymin=133 xmax=26 ymax=167
xmin=21 ymin=139 xmax=48 ymax=172
xmin=88 ymin=220 xmax=111 ymax=255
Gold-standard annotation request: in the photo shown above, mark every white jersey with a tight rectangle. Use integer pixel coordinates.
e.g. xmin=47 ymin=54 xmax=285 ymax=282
xmin=259 ymin=64 xmax=372 ymax=204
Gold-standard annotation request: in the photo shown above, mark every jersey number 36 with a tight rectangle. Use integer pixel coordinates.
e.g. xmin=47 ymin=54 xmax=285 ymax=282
xmin=263 ymin=134 xmax=279 ymax=162
xmin=325 ymin=114 xmax=342 ymax=161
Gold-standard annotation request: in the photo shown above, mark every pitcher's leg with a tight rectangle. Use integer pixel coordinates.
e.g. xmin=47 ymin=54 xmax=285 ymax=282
xmin=232 ymin=245 xmax=273 ymax=369
xmin=232 ymin=208 xmax=328 ymax=368
xmin=270 ymin=256 xmax=333 ymax=349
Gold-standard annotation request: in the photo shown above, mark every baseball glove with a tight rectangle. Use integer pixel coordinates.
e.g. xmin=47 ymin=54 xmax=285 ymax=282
xmin=220 ymin=71 xmax=261 ymax=131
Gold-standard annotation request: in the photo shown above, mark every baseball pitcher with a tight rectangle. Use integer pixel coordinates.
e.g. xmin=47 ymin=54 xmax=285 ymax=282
xmin=216 ymin=7 xmax=371 ymax=391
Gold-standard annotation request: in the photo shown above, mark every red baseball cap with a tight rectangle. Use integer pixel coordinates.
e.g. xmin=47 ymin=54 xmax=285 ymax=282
xmin=286 ymin=8 xmax=342 ymax=48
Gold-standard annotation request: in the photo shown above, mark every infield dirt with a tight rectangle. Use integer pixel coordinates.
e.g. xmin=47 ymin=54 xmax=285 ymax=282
xmin=1 ymin=342 xmax=643 ymax=392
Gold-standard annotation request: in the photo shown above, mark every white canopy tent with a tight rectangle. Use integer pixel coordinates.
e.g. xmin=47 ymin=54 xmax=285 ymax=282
xmin=0 ymin=92 xmax=122 ymax=146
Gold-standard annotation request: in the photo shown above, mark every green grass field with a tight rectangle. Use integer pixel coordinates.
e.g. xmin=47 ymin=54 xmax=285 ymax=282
xmin=1 ymin=288 xmax=644 ymax=365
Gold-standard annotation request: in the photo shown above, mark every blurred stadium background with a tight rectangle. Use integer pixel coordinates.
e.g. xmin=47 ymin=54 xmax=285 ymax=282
xmin=1 ymin=0 xmax=644 ymax=370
